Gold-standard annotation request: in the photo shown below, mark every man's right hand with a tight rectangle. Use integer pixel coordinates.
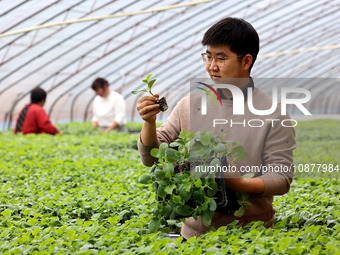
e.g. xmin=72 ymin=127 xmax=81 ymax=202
xmin=136 ymin=94 xmax=161 ymax=123
xmin=137 ymin=94 xmax=161 ymax=146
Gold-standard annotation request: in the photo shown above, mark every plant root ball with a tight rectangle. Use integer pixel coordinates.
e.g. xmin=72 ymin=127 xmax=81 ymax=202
xmin=156 ymin=97 xmax=168 ymax=112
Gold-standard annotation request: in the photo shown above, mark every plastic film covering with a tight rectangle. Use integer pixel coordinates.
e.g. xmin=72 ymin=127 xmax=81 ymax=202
xmin=0 ymin=0 xmax=339 ymax=130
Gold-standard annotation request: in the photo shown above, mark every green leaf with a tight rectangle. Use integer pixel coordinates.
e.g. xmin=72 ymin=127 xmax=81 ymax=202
xmin=1 ymin=209 xmax=13 ymax=217
xmin=178 ymin=184 xmax=191 ymax=201
xmin=145 ymin=74 xmax=152 ymax=81
xmin=170 ymin=141 xmax=185 ymax=147
xmin=207 ymin=181 xmax=218 ymax=197
xmin=157 ymin=185 xmax=166 ymax=199
xmin=191 ymin=169 xmax=204 ymax=179
xmin=50 ymin=220 xmax=62 ymax=227
xmin=32 ymin=228 xmax=41 ymax=236
xmin=213 ymin=143 xmax=226 ymax=153
xmin=165 ymin=170 xmax=172 ymax=178
xmin=165 ymin=148 xmax=178 ymax=163
xmin=164 ymin=184 xmax=176 ymax=194
xmin=200 ymin=133 xmax=212 ymax=146
xmin=163 ymin=205 xmax=172 ymax=217
xmin=150 ymin=164 xmax=158 ymax=174
xmin=184 ymin=182 xmax=191 ymax=192
xmin=22 ymin=208 xmax=31 ymax=215
xmin=159 ymin=143 xmax=168 ymax=157
xmin=108 ymin=215 xmax=120 ymax=225
xmin=169 ymin=209 xmax=178 ymax=220
xmin=138 ymin=174 xmax=153 ymax=184
xmin=27 ymin=217 xmax=39 ymax=225
xmin=231 ymin=145 xmax=248 ymax=161
xmin=175 ymin=205 xmax=193 ymax=216
xmin=158 ymin=178 xmax=170 ymax=186
xmin=189 ymin=151 xmax=199 ymax=162
xmin=155 ymin=169 xmax=165 ymax=179
xmin=209 ymin=199 xmax=217 ymax=211
xmin=210 ymin=157 xmax=220 ymax=168
xmin=149 ymin=217 xmax=161 ymax=232
xmin=194 ymin=178 xmax=202 ymax=188
xmin=243 ymin=201 xmax=252 ymax=209
xmin=171 ymin=195 xmax=182 ymax=204
xmin=175 ymin=236 xmax=183 ymax=245
xmin=202 ymin=210 xmax=213 ymax=226
xmin=131 ymin=89 xmax=148 ymax=94
xmin=148 ymin=79 xmax=156 ymax=90
xmin=163 ymin=163 xmax=174 ymax=175
xmin=290 ymin=215 xmax=300 ymax=223
xmin=186 ymin=236 xmax=197 ymax=243
xmin=174 ymin=173 xmax=184 ymax=183
xmin=178 ymin=130 xmax=187 ymax=139
xmin=234 ymin=206 xmax=245 ymax=217
xmin=150 ymin=148 xmax=159 ymax=158
xmin=201 ymin=199 xmax=209 ymax=211
xmin=242 ymin=173 xmax=255 ymax=179
xmin=193 ymin=190 xmax=205 ymax=203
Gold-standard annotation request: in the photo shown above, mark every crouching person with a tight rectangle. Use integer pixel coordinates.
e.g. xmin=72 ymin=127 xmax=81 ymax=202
xmin=14 ymin=88 xmax=59 ymax=135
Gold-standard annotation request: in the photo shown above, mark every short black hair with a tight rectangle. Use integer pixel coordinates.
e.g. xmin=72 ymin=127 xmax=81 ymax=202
xmin=202 ymin=17 xmax=259 ymax=72
xmin=31 ymin=88 xmax=47 ymax=103
xmin=91 ymin=78 xmax=108 ymax=91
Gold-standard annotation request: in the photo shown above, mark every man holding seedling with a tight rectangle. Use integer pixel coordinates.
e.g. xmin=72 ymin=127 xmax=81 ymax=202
xmin=137 ymin=17 xmax=296 ymax=238
xmin=91 ymin=78 xmax=127 ymax=133
xmin=14 ymin=88 xmax=59 ymax=135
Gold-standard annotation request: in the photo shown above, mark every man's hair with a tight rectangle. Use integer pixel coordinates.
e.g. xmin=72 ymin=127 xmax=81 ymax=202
xmin=91 ymin=78 xmax=108 ymax=91
xmin=202 ymin=17 xmax=259 ymax=72
xmin=31 ymin=88 xmax=47 ymax=103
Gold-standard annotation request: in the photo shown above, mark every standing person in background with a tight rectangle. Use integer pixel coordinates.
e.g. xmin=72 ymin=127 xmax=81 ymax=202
xmin=14 ymin=88 xmax=59 ymax=135
xmin=91 ymin=78 xmax=127 ymax=133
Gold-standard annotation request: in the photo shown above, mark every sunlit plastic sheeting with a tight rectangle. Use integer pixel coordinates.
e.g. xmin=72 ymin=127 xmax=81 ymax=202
xmin=0 ymin=0 xmax=339 ymax=130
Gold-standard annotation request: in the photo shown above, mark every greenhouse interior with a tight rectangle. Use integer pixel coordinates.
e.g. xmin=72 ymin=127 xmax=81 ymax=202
xmin=0 ymin=0 xmax=339 ymax=254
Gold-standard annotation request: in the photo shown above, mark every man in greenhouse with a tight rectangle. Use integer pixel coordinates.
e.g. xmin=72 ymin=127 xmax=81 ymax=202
xmin=14 ymin=88 xmax=59 ymax=135
xmin=91 ymin=77 xmax=127 ymax=133
xmin=136 ymin=17 xmax=296 ymax=239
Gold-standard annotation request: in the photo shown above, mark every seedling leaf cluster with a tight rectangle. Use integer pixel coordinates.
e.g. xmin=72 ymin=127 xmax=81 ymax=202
xmin=132 ymin=74 xmax=156 ymax=96
xmin=132 ymin=74 xmax=168 ymax=112
xmin=0 ymin=121 xmax=339 ymax=254
xmin=139 ymin=130 xmax=252 ymax=232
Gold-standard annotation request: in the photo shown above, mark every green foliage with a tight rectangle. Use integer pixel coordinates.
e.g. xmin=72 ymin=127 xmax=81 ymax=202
xmin=56 ymin=121 xmax=163 ymax=134
xmin=293 ymin=119 xmax=340 ymax=178
xmin=132 ymin=74 xmax=157 ymax=96
xmin=0 ymin=120 xmax=339 ymax=254
xmin=141 ymin=130 xmax=249 ymax=232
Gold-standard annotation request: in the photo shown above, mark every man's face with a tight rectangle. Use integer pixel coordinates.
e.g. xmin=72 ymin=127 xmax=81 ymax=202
xmin=205 ymin=45 xmax=248 ymax=82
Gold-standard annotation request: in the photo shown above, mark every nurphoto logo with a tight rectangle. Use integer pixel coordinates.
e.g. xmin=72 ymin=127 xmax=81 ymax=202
xmin=198 ymin=82 xmax=312 ymax=116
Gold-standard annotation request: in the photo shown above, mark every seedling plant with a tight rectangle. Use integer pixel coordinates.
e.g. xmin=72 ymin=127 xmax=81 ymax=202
xmin=132 ymin=74 xmax=168 ymax=112
xmin=139 ymin=130 xmax=252 ymax=232
xmin=0 ymin=121 xmax=339 ymax=253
